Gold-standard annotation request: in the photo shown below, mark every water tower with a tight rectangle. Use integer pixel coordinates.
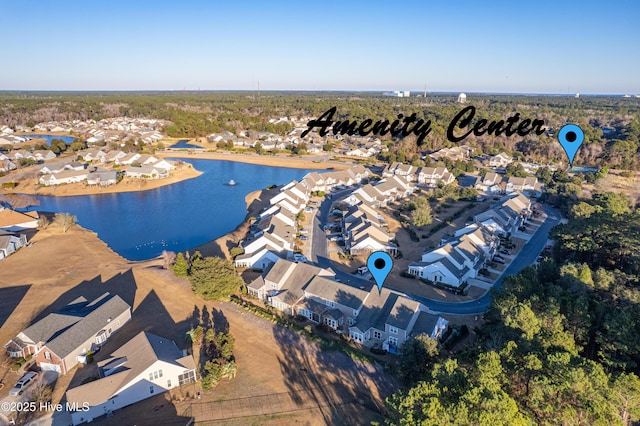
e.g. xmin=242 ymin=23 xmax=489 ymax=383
xmin=457 ymin=93 xmax=467 ymax=103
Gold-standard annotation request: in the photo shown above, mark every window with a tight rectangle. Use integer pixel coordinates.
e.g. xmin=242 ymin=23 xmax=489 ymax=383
xmin=353 ymin=309 xmax=358 ymax=317
xmin=325 ymin=300 xmax=335 ymax=308
xmin=149 ymin=373 xmax=154 ymax=381
xmin=45 ymin=352 xmax=51 ymax=360
xmin=154 ymin=371 xmax=159 ymax=379
xmin=178 ymin=370 xmax=196 ymax=386
xmin=389 ymin=326 xmax=398 ymax=335
xmin=388 ymin=336 xmax=398 ymax=347
xmin=167 ymin=380 xmax=172 ymax=388
xmin=373 ymin=330 xmax=382 ymax=340
xmin=158 ymin=370 xmax=163 ymax=378
xmin=150 ymin=386 xmax=154 ymax=394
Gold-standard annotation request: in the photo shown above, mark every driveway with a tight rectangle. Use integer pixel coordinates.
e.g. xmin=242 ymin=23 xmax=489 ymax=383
xmin=0 ymin=371 xmax=60 ymax=424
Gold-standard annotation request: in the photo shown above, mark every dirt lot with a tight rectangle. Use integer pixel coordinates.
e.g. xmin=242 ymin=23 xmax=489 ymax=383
xmin=0 ymin=225 xmax=397 ymax=425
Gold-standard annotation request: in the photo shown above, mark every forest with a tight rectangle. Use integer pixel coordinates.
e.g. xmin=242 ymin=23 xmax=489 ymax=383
xmin=386 ymin=190 xmax=640 ymax=425
xmin=1 ymin=91 xmax=639 ymax=169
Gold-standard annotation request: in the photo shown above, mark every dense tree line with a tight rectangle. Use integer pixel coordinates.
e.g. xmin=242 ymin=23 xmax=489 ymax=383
xmin=1 ymin=92 xmax=638 ymax=169
xmin=386 ymin=197 xmax=640 ymax=425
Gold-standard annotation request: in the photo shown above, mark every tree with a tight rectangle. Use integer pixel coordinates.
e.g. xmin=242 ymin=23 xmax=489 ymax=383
xmin=173 ymin=252 xmax=189 ymax=277
xmin=229 ymin=247 xmax=244 ymax=259
xmin=399 ymin=334 xmax=440 ymax=385
xmin=38 ymin=215 xmax=50 ymax=229
xmin=50 ymin=138 xmax=68 ymax=154
xmin=69 ymin=140 xmax=86 ymax=151
xmin=189 ymin=256 xmax=243 ymax=301
xmin=30 ymin=383 xmax=53 ymax=405
xmin=410 ymin=196 xmax=432 ymax=227
xmin=535 ymin=166 xmax=553 ymax=185
xmin=611 ymin=373 xmax=640 ymax=425
xmin=162 ymin=250 xmax=176 ymax=269
xmin=53 ymin=212 xmax=76 ymax=233
xmin=505 ymin=162 xmax=528 ymax=178
xmin=592 ymin=191 xmax=631 ymax=216
xmin=411 ymin=204 xmax=433 ymax=227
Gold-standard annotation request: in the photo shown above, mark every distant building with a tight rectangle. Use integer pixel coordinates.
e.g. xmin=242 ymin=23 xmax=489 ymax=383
xmin=383 ymin=91 xmax=410 ymax=98
xmin=458 ymin=93 xmax=467 ymax=103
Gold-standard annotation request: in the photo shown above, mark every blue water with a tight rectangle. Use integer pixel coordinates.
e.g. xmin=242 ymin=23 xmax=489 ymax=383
xmin=23 ymin=134 xmax=76 ymax=145
xmin=30 ymin=159 xmax=317 ymax=260
xmin=168 ymin=139 xmax=203 ymax=149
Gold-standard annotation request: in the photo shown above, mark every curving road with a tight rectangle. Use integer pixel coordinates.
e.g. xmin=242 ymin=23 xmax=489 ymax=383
xmin=309 ymin=189 xmax=562 ymax=315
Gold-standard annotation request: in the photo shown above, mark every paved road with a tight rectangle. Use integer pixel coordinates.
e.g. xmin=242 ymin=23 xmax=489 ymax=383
xmin=309 ymin=192 xmax=562 ymax=315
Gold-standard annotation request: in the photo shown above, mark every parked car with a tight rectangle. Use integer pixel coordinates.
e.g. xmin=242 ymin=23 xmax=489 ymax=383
xmin=299 ymin=236 xmax=308 ymax=241
xmin=293 ymin=254 xmax=307 ymax=263
xmin=493 ymin=257 xmax=506 ymax=264
xmin=9 ymin=371 xmax=38 ymax=396
xmin=499 ymin=249 xmax=511 ymax=255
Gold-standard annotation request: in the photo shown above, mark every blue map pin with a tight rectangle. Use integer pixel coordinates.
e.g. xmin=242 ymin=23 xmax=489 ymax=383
xmin=367 ymin=251 xmax=393 ymax=293
xmin=557 ymin=124 xmax=584 ymax=166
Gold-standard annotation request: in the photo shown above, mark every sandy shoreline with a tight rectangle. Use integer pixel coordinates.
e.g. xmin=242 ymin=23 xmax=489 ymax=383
xmin=2 ymin=162 xmax=202 ymax=197
xmin=159 ymin=150 xmax=352 ymax=170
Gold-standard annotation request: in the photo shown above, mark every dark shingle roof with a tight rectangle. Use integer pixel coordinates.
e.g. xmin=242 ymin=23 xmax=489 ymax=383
xmin=33 ymin=293 xmax=131 ymax=358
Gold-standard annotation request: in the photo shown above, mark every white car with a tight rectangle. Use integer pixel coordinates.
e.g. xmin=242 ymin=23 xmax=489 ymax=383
xmin=9 ymin=371 xmax=38 ymax=396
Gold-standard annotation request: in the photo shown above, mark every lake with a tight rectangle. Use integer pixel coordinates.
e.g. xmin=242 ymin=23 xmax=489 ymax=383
xmin=23 ymin=134 xmax=76 ymax=145
xmin=31 ymin=159 xmax=318 ymax=260
xmin=167 ymin=140 xmax=204 ymax=149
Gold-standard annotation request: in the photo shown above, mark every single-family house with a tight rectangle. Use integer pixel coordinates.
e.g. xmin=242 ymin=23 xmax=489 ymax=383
xmin=65 ymin=331 xmax=196 ymax=425
xmin=383 ymin=162 xmax=416 ymax=181
xmin=0 ymin=231 xmax=28 ymax=260
xmin=124 ymin=166 xmax=168 ymax=179
xmin=32 ymin=150 xmax=57 ymax=162
xmin=0 ymin=208 xmax=39 ymax=231
xmin=115 ymin=152 xmax=141 ymax=166
xmin=39 ymin=169 xmax=89 ymax=186
xmin=489 ymin=152 xmax=513 ymax=168
xmin=0 ymin=159 xmax=17 ymax=172
xmin=4 ymin=292 xmax=131 ymax=374
xmin=475 ymin=172 xmax=503 ymax=193
xmin=87 ymin=171 xmax=118 ymax=186
xmin=417 ymin=167 xmax=455 ymax=187
xmin=247 ymin=259 xmax=334 ymax=313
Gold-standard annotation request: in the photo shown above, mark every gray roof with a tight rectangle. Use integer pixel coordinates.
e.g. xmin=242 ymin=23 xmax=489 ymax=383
xmin=411 ymin=311 xmax=441 ymax=337
xmin=351 ymin=289 xmax=397 ymax=332
xmin=247 ymin=275 xmax=265 ymax=290
xmin=304 ymin=276 xmax=369 ymax=310
xmin=28 ymin=293 xmax=131 ymax=359
xmin=268 ymin=260 xmax=330 ymax=306
xmin=386 ymin=296 xmax=420 ymax=330
xmin=66 ymin=331 xmax=195 ymax=406
xmin=411 ymin=257 xmax=470 ymax=280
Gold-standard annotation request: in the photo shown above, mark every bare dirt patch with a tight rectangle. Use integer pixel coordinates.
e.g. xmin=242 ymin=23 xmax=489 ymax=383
xmin=0 ymin=225 xmax=396 ymax=424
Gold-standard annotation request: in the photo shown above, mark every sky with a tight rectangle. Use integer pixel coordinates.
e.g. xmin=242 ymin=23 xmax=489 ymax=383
xmin=3 ymin=0 xmax=639 ymax=94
